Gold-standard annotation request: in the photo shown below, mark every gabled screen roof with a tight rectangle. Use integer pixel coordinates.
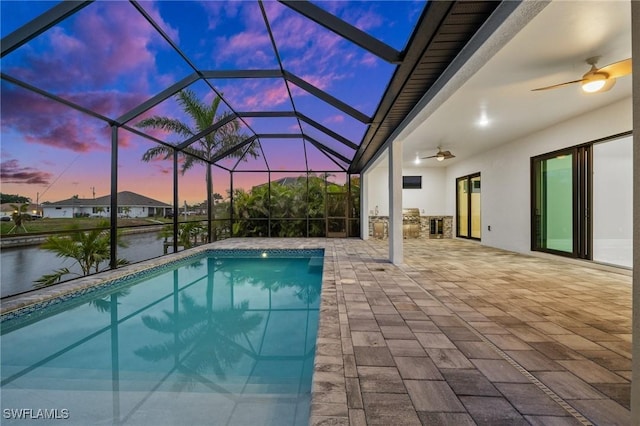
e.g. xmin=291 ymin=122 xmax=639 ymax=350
xmin=1 ymin=0 xmax=426 ymax=176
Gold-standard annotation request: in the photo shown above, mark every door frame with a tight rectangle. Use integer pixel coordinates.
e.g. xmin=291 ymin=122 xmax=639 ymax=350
xmin=456 ymin=172 xmax=481 ymax=240
xmin=530 ymin=144 xmax=592 ymax=259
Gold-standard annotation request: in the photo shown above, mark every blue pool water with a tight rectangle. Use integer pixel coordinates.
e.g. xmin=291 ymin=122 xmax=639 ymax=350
xmin=1 ymin=249 xmax=323 ymax=426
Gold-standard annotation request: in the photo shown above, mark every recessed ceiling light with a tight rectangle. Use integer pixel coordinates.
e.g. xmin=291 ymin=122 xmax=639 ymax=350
xmin=477 ymin=115 xmax=490 ymax=127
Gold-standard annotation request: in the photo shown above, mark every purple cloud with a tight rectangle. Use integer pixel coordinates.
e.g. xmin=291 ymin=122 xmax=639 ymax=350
xmin=324 ymin=115 xmax=345 ymax=124
xmin=4 ymin=2 xmax=178 ymax=116
xmin=0 ymin=159 xmax=53 ymax=185
xmin=1 ymin=86 xmax=113 ymax=152
xmin=217 ymin=79 xmax=291 ymax=111
xmin=208 ymin=3 xmax=275 ymax=68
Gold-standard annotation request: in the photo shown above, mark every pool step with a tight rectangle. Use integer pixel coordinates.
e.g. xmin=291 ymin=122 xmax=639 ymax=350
xmin=308 ymin=257 xmax=323 ymax=272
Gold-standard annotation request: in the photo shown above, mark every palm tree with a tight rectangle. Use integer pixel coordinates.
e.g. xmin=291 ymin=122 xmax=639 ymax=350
xmin=8 ymin=203 xmax=30 ymax=234
xmin=231 ymin=185 xmax=269 ymax=236
xmin=120 ymin=206 xmax=132 ymax=218
xmin=35 ymin=220 xmax=129 ymax=287
xmin=136 ymin=90 xmax=257 ymax=240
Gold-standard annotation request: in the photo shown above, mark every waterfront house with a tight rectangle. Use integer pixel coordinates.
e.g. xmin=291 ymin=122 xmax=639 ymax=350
xmin=42 ymin=191 xmax=171 ymax=219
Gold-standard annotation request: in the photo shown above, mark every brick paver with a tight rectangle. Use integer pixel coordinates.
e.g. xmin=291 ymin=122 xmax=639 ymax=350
xmin=310 ymin=238 xmax=631 ymax=426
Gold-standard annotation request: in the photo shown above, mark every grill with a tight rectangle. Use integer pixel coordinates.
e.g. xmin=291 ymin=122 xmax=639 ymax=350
xmin=402 ymin=208 xmax=421 ymax=238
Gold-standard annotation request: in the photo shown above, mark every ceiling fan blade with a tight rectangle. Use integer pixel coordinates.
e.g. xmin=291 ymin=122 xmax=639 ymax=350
xmin=531 ymin=79 xmax=583 ymax=91
xmin=598 ymin=58 xmax=632 ymax=79
xmin=420 ymin=150 xmax=455 ymax=160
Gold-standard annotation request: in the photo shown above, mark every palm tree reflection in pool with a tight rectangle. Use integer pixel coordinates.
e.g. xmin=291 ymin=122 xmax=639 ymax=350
xmin=135 ymin=293 xmax=262 ymax=388
xmin=135 ymin=257 xmax=320 ymax=392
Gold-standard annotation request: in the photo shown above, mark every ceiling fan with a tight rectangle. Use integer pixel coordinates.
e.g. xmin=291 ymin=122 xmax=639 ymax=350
xmin=531 ymin=57 xmax=632 ymax=93
xmin=421 ymin=147 xmax=455 ymax=162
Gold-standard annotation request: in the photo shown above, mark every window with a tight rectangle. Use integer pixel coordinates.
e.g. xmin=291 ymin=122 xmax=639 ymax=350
xmin=456 ymin=173 xmax=480 ymax=239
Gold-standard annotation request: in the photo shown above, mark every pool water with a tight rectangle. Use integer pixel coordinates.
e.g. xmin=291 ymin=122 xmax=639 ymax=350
xmin=1 ymin=251 xmax=323 ymax=425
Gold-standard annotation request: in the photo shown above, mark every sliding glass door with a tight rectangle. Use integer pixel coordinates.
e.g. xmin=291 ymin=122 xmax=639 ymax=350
xmin=532 ymin=151 xmax=574 ymax=254
xmin=592 ymin=136 xmax=632 ymax=267
xmin=456 ymin=173 xmax=480 ymax=240
xmin=457 ymin=178 xmax=469 ymax=237
xmin=532 ymin=146 xmax=591 ymax=259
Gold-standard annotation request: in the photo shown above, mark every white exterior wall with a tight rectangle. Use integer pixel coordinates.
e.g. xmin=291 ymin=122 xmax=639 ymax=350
xmin=444 ymin=97 xmax=632 ymax=254
xmin=366 ymin=165 xmax=446 ymax=216
xmin=43 ymin=206 xmax=156 ymax=218
xmin=120 ymin=207 xmax=148 ymax=218
xmin=43 ymin=207 xmax=90 ymax=218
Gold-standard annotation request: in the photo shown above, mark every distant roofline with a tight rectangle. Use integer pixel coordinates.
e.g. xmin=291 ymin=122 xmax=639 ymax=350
xmin=44 ymin=191 xmax=171 ymax=208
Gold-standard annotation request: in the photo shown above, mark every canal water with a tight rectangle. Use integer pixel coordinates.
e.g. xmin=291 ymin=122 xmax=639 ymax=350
xmin=1 ymin=232 xmax=167 ymax=298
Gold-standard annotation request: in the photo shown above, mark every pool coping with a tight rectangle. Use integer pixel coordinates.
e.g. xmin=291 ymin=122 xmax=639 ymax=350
xmin=0 ymin=238 xmax=343 ymax=424
xmin=1 ymin=244 xmax=213 ymax=316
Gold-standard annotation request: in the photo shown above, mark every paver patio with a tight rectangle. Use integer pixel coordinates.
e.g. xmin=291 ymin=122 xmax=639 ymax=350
xmin=314 ymin=238 xmax=632 ymax=426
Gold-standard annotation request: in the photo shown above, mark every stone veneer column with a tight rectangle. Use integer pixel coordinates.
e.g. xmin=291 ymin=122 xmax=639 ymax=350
xmin=631 ymin=1 xmax=639 ymax=423
xmin=389 ymin=140 xmax=403 ymax=264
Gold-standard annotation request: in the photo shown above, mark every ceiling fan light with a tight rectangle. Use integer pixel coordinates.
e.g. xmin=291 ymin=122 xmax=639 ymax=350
xmin=581 ymin=73 xmax=607 ymax=93
xmin=436 ymin=154 xmax=445 ymax=162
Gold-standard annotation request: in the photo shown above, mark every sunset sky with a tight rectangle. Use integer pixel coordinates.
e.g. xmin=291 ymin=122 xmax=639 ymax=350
xmin=1 ymin=1 xmax=424 ymax=205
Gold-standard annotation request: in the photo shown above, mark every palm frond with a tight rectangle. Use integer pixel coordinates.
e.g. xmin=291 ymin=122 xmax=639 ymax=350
xmin=141 ymin=145 xmax=175 ymax=163
xmin=114 ymin=258 xmax=129 ymax=267
xmin=41 ymin=236 xmax=81 ymax=259
xmin=134 ymin=341 xmax=177 ymax=362
xmin=34 ymin=268 xmax=73 ymax=287
xmin=89 ymin=298 xmax=113 ymax=313
xmin=176 ymin=90 xmax=212 ymax=131
xmin=136 ymin=116 xmax=195 ymax=139
xmin=180 ymin=146 xmax=208 ymax=173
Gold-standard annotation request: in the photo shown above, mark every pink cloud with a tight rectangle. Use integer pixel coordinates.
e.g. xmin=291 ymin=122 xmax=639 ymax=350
xmin=206 ymin=2 xmax=275 ymax=68
xmin=218 ymin=80 xmax=291 ymax=111
xmin=353 ymin=11 xmax=384 ymax=32
xmin=24 ymin=126 xmax=96 ymax=152
xmin=264 ymin=4 xmax=357 ymax=93
xmin=360 ymin=53 xmax=378 ymax=67
xmin=213 ymin=31 xmax=273 ymax=68
xmin=202 ymin=1 xmax=242 ymax=28
xmin=319 ymin=3 xmax=384 ymax=32
xmin=1 ymin=159 xmax=53 ymax=185
xmin=5 ymin=2 xmax=178 ymax=116
xmin=324 ymin=115 xmax=345 ymax=124
xmin=1 ymin=87 xmax=113 ymax=152
xmin=243 ymin=84 xmax=290 ymax=109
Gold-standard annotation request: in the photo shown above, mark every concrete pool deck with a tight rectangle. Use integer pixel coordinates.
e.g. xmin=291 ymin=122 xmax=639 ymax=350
xmin=1 ymin=237 xmax=632 ymax=425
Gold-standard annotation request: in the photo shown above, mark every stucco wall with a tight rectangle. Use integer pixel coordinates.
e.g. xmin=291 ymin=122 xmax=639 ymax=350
xmin=366 ymin=165 xmax=446 ymax=217
xmin=444 ymin=97 xmax=632 ymax=254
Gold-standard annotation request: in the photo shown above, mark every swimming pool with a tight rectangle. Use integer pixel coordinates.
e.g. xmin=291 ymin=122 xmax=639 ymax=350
xmin=1 ymin=249 xmax=324 ymax=426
